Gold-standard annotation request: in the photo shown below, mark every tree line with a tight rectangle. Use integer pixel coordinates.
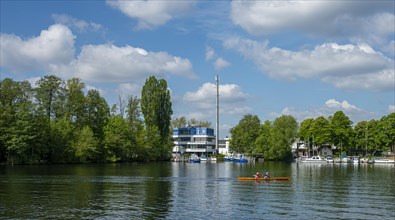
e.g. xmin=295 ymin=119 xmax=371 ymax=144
xmin=0 ymin=75 xmax=173 ymax=164
xmin=229 ymin=112 xmax=395 ymax=160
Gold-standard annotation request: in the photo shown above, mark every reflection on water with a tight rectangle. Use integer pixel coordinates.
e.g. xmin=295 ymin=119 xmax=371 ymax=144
xmin=0 ymin=162 xmax=394 ymax=219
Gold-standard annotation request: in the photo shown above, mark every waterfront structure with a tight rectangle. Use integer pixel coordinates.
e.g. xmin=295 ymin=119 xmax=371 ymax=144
xmin=218 ymin=137 xmax=230 ymax=155
xmin=172 ymin=127 xmax=216 ymax=158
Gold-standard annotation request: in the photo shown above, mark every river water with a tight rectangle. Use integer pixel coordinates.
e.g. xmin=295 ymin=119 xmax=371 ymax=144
xmin=1 ymin=161 xmax=394 ymax=219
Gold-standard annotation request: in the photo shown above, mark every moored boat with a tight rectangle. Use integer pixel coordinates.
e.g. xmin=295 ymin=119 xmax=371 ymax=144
xmin=237 ymin=177 xmax=290 ymax=181
xmin=351 ymin=156 xmax=359 ymax=164
xmin=189 ymin=154 xmax=201 ymax=163
xmin=300 ymin=156 xmax=326 ymax=163
xmin=373 ymin=158 xmax=395 ymax=164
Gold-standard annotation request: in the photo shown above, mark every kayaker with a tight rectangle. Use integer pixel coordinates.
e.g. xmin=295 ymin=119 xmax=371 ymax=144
xmin=263 ymin=172 xmax=270 ymax=179
xmin=254 ymin=172 xmax=261 ymax=179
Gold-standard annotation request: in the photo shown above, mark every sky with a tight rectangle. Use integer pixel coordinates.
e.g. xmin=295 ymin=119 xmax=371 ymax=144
xmin=1 ymin=0 xmax=394 ymax=138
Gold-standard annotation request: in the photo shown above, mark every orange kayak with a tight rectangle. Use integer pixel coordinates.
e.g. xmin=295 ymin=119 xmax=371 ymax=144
xmin=237 ymin=177 xmax=290 ymax=181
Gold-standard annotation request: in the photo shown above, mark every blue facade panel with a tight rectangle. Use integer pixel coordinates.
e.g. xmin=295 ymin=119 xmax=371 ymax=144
xmin=173 ymin=127 xmax=214 ymax=136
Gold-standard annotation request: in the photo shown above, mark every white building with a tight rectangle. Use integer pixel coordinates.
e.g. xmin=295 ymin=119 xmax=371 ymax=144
xmin=172 ymin=127 xmax=216 ymax=157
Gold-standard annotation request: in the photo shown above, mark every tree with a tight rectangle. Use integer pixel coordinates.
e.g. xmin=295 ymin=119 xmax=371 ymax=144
xmin=254 ymin=120 xmax=272 ymax=156
xmin=353 ymin=121 xmax=370 ymax=156
xmin=86 ymin=89 xmax=110 ymax=140
xmin=66 ymin=78 xmax=86 ymax=128
xmin=229 ymin=114 xmax=261 ymax=153
xmin=329 ymin=111 xmax=353 ymax=150
xmin=0 ymin=79 xmax=37 ymax=164
xmin=49 ymin=117 xmax=74 ymax=163
xmin=35 ymin=75 xmax=66 ymax=120
xmin=126 ymin=96 xmax=143 ymax=134
xmin=171 ymin=116 xmax=187 ymax=128
xmin=103 ymin=115 xmax=132 ymax=162
xmin=299 ymin=118 xmax=314 ymax=141
xmin=141 ymin=76 xmax=173 ymax=160
xmin=268 ymin=115 xmax=298 ymax=160
xmin=379 ymin=113 xmax=395 ymax=153
xmin=72 ymin=126 xmax=98 ymax=162
xmin=311 ymin=116 xmax=332 ymax=146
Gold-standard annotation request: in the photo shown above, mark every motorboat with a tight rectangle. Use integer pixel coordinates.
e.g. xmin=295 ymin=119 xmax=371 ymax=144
xmin=373 ymin=158 xmax=395 ymax=164
xmin=300 ymin=156 xmax=326 ymax=163
xmin=325 ymin=156 xmax=334 ymax=163
xmin=351 ymin=156 xmax=359 ymax=164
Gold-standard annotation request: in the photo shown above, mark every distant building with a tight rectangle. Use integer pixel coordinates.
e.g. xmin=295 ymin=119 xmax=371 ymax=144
xmin=172 ymin=127 xmax=216 ymax=157
xmin=218 ymin=137 xmax=230 ymax=155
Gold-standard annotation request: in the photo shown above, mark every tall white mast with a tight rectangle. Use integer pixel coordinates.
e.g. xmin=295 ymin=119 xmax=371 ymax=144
xmin=215 ymin=75 xmax=219 ymax=153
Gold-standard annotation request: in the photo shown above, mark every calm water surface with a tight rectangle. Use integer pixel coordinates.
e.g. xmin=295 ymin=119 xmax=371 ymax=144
xmin=1 ymin=162 xmax=394 ymax=219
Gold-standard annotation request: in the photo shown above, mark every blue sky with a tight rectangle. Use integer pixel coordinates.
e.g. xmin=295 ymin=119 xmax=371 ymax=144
xmin=1 ymin=0 xmax=394 ymax=138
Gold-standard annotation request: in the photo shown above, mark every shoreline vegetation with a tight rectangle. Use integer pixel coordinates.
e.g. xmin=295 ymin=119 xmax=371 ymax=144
xmin=1 ymin=76 xmax=394 ymax=165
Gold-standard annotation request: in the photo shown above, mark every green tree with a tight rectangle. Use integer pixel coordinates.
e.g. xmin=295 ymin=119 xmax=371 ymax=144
xmin=254 ymin=120 xmax=272 ymax=156
xmin=66 ymin=78 xmax=86 ymax=128
xmin=0 ymin=79 xmax=38 ymax=164
xmin=311 ymin=116 xmax=332 ymax=146
xmin=299 ymin=118 xmax=314 ymax=143
xmin=229 ymin=114 xmax=260 ymax=154
xmin=329 ymin=111 xmax=353 ymax=150
xmin=353 ymin=121 xmax=370 ymax=156
xmin=141 ymin=76 xmax=173 ymax=160
xmin=50 ymin=117 xmax=75 ymax=163
xmin=171 ymin=116 xmax=187 ymax=128
xmin=268 ymin=115 xmax=298 ymax=160
xmin=379 ymin=113 xmax=395 ymax=153
xmin=35 ymin=75 xmax=66 ymax=120
xmin=86 ymin=89 xmax=110 ymax=140
xmin=72 ymin=126 xmax=98 ymax=162
xmin=103 ymin=115 xmax=132 ymax=162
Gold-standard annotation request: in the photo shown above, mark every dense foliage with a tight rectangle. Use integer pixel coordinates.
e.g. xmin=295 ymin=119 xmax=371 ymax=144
xmin=230 ymin=111 xmax=395 ymax=160
xmin=0 ymin=76 xmax=173 ymax=164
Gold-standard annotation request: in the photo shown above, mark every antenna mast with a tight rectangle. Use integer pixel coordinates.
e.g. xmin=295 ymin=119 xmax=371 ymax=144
xmin=215 ymin=75 xmax=219 ymax=153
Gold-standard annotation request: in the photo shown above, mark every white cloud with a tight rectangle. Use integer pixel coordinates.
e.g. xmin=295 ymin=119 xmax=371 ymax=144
xmin=205 ymin=46 xmax=231 ymax=70
xmin=324 ymin=99 xmax=362 ymax=112
xmin=206 ymin=46 xmax=216 ymax=61
xmin=224 ymin=37 xmax=394 ymax=91
xmin=106 ymin=0 xmax=195 ymax=29
xmin=214 ymin=57 xmax=231 ymax=70
xmin=1 ymin=24 xmax=195 ymax=83
xmin=270 ymin=99 xmax=376 ymax=124
xmin=230 ymin=1 xmax=394 ymax=37
xmin=0 ymin=24 xmax=75 ymax=73
xmin=389 ymin=105 xmax=395 ymax=113
xmin=184 ymin=82 xmax=248 ymax=109
xmin=86 ymin=84 xmax=106 ymax=96
xmin=52 ymin=14 xmax=103 ymax=32
xmin=230 ymin=1 xmax=394 ymax=54
xmin=51 ymin=43 xmax=195 ymax=82
xmin=116 ymin=83 xmax=142 ymax=98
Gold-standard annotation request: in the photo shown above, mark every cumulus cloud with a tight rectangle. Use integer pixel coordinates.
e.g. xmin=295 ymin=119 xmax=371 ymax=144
xmin=205 ymin=46 xmax=231 ymax=70
xmin=183 ymin=82 xmax=250 ymax=113
xmin=206 ymin=46 xmax=216 ymax=61
xmin=324 ymin=99 xmax=362 ymax=112
xmin=271 ymin=99 xmax=376 ymax=124
xmin=0 ymin=24 xmax=75 ymax=73
xmin=1 ymin=24 xmax=195 ymax=83
xmin=224 ymin=37 xmax=394 ymax=91
xmin=52 ymin=14 xmax=103 ymax=32
xmin=214 ymin=57 xmax=231 ymax=70
xmin=106 ymin=0 xmax=195 ymax=29
xmin=389 ymin=105 xmax=395 ymax=113
xmin=230 ymin=1 xmax=394 ymax=54
xmin=230 ymin=1 xmax=394 ymax=37
xmin=51 ymin=43 xmax=196 ymax=82
xmin=116 ymin=83 xmax=142 ymax=98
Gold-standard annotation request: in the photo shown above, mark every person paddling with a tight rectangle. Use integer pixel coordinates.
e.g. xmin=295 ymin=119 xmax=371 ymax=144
xmin=254 ymin=172 xmax=261 ymax=179
xmin=263 ymin=171 xmax=270 ymax=179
